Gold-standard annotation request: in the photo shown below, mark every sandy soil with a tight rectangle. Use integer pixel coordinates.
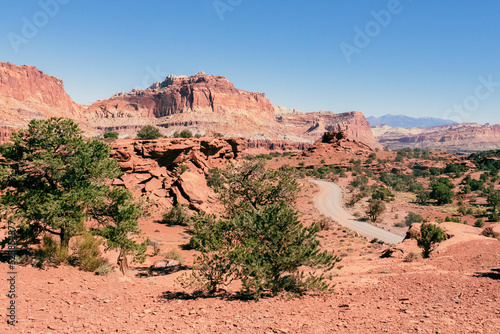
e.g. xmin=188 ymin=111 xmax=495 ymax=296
xmin=1 ymin=181 xmax=499 ymax=333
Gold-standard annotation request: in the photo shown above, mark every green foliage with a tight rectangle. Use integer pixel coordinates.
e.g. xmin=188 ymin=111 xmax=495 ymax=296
xmin=164 ymin=249 xmax=185 ymax=264
xmin=474 ymin=219 xmax=485 ymax=228
xmin=487 ymin=190 xmax=500 ymax=212
xmin=161 ymin=204 xmax=191 ymax=226
xmin=350 ymin=175 xmax=369 ymax=189
xmin=137 ymin=125 xmax=162 ymax=139
xmin=405 ymin=212 xmax=424 ymax=226
xmin=445 ymin=216 xmax=461 ymax=223
xmin=371 ymin=187 xmax=395 ymax=202
xmin=33 ymin=235 xmax=69 ymax=268
xmin=190 ymin=161 xmax=340 ymax=298
xmin=173 ymin=129 xmax=193 ymax=138
xmin=379 ymin=172 xmax=416 ymax=192
xmin=75 ymin=233 xmax=104 ymax=272
xmin=416 ymin=190 xmax=430 ymax=205
xmin=103 ymin=131 xmax=119 ymax=139
xmin=413 ymin=223 xmax=447 ymax=258
xmin=93 ymin=187 xmax=147 ymax=265
xmin=366 ymin=199 xmax=386 ymax=222
xmin=444 ymin=163 xmax=469 ymax=177
xmin=213 ymin=159 xmax=299 ymax=214
xmin=489 ymin=212 xmax=500 ymax=222
xmin=0 ymin=118 xmax=123 ymax=250
xmin=430 ymin=178 xmax=455 ymax=205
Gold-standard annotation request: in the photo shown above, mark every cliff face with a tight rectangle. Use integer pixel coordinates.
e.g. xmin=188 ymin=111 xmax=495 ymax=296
xmin=87 ymin=73 xmax=274 ymax=121
xmin=373 ymin=123 xmax=500 ymax=154
xmin=0 ymin=62 xmax=84 ymax=139
xmin=109 ymin=137 xmax=246 ymax=212
xmin=277 ymin=110 xmax=382 ymax=150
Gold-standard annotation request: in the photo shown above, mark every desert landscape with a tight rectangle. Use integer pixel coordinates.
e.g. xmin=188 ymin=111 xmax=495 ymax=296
xmin=1 ymin=2 xmax=500 ymax=333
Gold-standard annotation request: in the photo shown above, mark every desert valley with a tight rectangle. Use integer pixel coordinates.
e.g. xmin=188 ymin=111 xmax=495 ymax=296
xmin=0 ymin=60 xmax=498 ymax=334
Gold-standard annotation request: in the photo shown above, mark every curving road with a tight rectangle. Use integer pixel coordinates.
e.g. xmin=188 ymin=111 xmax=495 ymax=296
xmin=311 ymin=180 xmax=405 ymax=244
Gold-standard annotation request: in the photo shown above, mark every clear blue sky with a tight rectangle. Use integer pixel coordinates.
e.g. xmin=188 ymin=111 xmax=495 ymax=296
xmin=1 ymin=0 xmax=500 ymax=124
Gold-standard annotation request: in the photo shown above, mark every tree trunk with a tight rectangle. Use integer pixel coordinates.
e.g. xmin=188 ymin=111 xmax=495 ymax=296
xmin=60 ymin=228 xmax=70 ymax=250
xmin=117 ymin=250 xmax=129 ymax=275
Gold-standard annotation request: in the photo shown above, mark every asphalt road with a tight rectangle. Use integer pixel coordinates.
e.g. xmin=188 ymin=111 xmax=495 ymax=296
xmin=311 ymin=180 xmax=405 ymax=244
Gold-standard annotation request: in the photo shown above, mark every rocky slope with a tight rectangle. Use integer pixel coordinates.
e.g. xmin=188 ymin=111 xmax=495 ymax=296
xmin=373 ymin=123 xmax=500 ymax=153
xmin=0 ymin=62 xmax=83 ymax=136
xmin=86 ymin=72 xmax=278 ymax=139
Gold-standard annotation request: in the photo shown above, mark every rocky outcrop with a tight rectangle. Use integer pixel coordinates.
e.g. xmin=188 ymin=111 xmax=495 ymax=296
xmin=305 ymin=130 xmax=373 ymax=159
xmin=86 ymin=73 xmax=275 ymax=137
xmin=0 ymin=62 xmax=84 ymax=141
xmin=109 ymin=137 xmax=245 ymax=211
xmin=246 ymin=139 xmax=311 ymax=152
xmin=373 ymin=123 xmax=500 ymax=154
xmin=278 ymin=110 xmax=382 ymax=150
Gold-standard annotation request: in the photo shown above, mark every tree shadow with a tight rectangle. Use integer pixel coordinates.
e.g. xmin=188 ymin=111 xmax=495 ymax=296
xmin=474 ymin=268 xmax=500 ymax=280
xmin=135 ymin=264 xmax=191 ymax=278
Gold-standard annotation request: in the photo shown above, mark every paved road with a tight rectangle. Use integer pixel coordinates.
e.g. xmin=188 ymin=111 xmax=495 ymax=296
xmin=311 ymin=180 xmax=405 ymax=244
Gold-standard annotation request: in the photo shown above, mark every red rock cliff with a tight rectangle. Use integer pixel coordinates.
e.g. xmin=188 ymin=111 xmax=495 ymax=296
xmin=87 ymin=73 xmax=274 ymax=120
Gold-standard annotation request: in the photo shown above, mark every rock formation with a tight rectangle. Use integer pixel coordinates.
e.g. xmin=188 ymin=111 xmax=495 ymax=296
xmin=373 ymin=123 xmax=500 ymax=154
xmin=109 ymin=137 xmax=246 ymax=211
xmin=0 ymin=62 xmax=83 ymax=140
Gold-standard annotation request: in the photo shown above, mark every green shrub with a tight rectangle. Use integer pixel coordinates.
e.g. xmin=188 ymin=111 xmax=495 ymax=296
xmin=173 ymin=129 xmax=193 ymax=138
xmin=474 ymin=219 xmax=485 ymax=228
xmin=33 ymin=235 xmax=69 ymax=268
xmin=137 ymin=125 xmax=162 ymax=139
xmin=164 ymin=249 xmax=185 ymax=264
xmin=103 ymin=131 xmax=119 ymax=139
xmin=413 ymin=223 xmax=447 ymax=258
xmin=162 ymin=204 xmax=191 ymax=226
xmin=405 ymin=212 xmax=424 ymax=226
xmin=489 ymin=212 xmax=500 ymax=222
xmin=76 ymin=233 xmax=104 ymax=272
xmin=189 ymin=161 xmax=340 ymax=298
xmin=372 ymin=187 xmax=395 ymax=202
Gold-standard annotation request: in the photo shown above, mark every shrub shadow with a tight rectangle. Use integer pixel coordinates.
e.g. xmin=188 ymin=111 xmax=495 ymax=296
xmin=474 ymin=268 xmax=500 ymax=280
xmin=135 ymin=264 xmax=191 ymax=278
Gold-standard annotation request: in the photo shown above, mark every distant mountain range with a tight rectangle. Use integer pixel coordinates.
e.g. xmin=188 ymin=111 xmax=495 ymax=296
xmin=367 ymin=114 xmax=456 ymax=128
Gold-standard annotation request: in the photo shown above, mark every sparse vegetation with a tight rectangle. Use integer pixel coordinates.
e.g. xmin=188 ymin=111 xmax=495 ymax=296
xmin=103 ymin=131 xmax=119 ymax=139
xmin=412 ymin=223 xmax=447 ymax=258
xmin=137 ymin=125 xmax=162 ymax=139
xmin=189 ymin=160 xmax=340 ymax=298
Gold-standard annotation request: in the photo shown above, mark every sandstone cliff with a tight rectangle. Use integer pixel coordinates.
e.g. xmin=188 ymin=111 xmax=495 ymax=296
xmin=0 ymin=62 xmax=83 ymax=134
xmin=109 ymin=137 xmax=246 ymax=212
xmin=373 ymin=123 xmax=500 ymax=154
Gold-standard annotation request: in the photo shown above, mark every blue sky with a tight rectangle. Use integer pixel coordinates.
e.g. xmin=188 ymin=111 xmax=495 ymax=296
xmin=1 ymin=0 xmax=500 ymax=124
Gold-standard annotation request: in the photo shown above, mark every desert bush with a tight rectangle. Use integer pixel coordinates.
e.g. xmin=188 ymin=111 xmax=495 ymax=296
xmin=33 ymin=235 xmax=69 ymax=268
xmin=405 ymin=212 xmax=424 ymax=227
xmin=474 ymin=219 xmax=485 ymax=228
xmin=404 ymin=251 xmax=421 ymax=263
xmin=189 ymin=161 xmax=340 ymax=298
xmin=103 ymin=131 xmax=119 ymax=139
xmin=481 ymin=227 xmax=500 ymax=239
xmin=445 ymin=216 xmax=461 ymax=223
xmin=371 ymin=187 xmax=395 ymax=202
xmin=75 ymin=233 xmax=104 ymax=272
xmin=95 ymin=261 xmax=114 ymax=276
xmin=366 ymin=199 xmax=386 ymax=222
xmin=137 ymin=125 xmax=162 ymax=139
xmin=164 ymin=249 xmax=185 ymax=264
xmin=162 ymin=204 xmax=191 ymax=226
xmin=489 ymin=212 xmax=500 ymax=222
xmin=173 ymin=129 xmax=193 ymax=138
xmin=412 ymin=223 xmax=447 ymax=258
xmin=430 ymin=179 xmax=455 ymax=205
